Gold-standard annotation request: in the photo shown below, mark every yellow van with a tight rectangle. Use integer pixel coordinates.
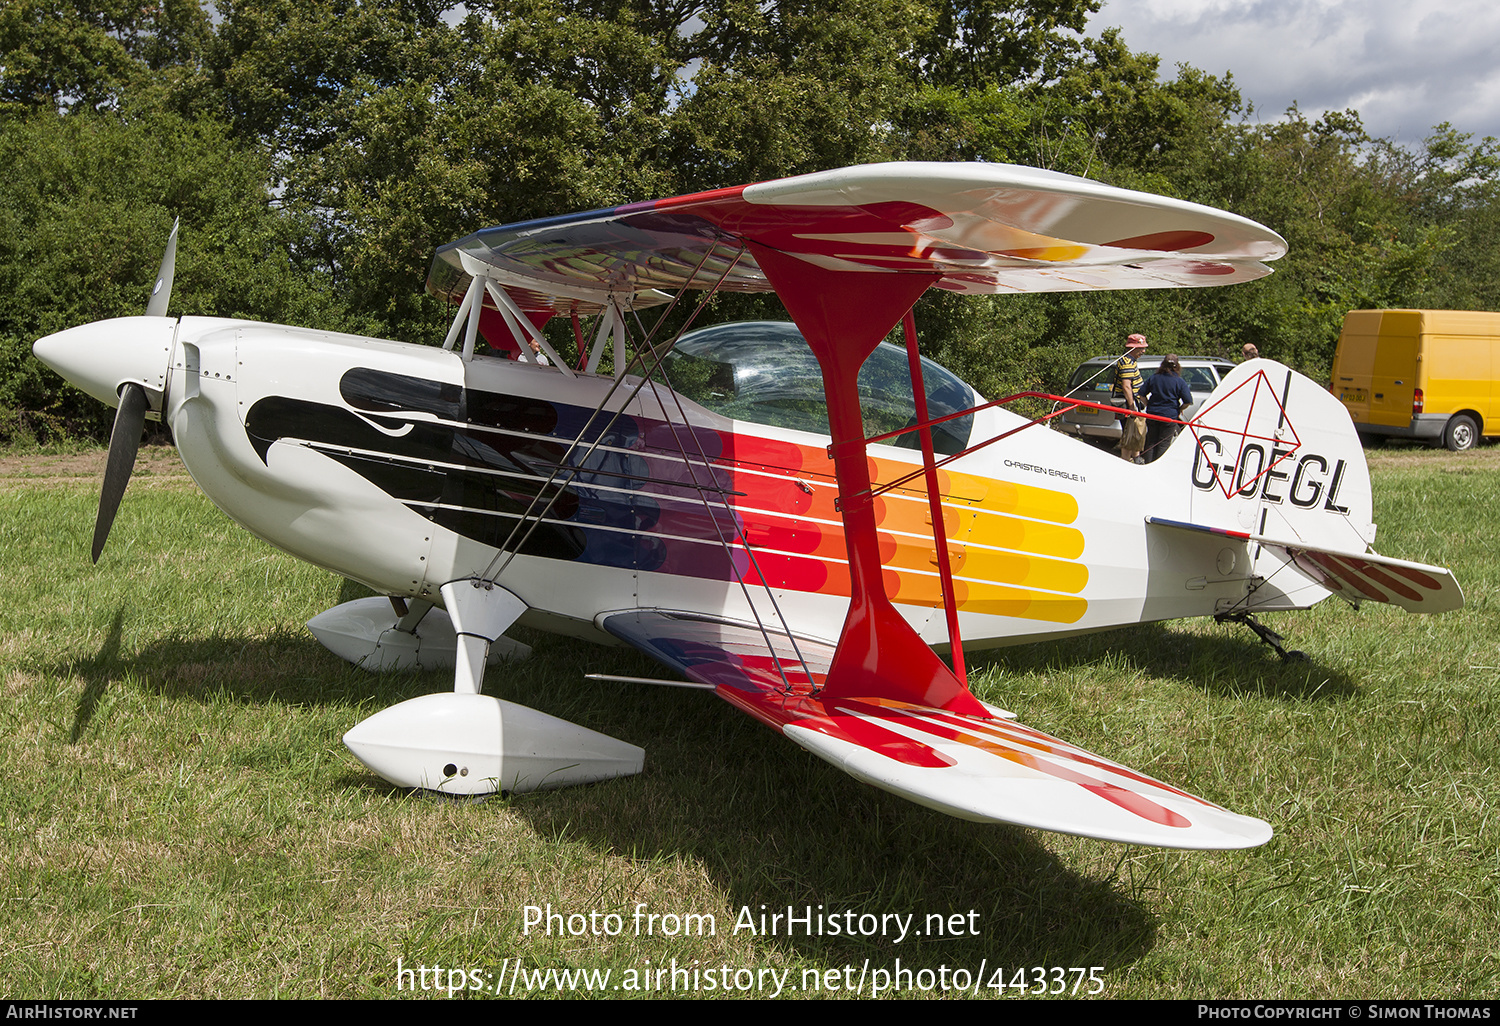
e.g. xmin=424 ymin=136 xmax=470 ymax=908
xmin=1331 ymin=309 xmax=1498 ymax=451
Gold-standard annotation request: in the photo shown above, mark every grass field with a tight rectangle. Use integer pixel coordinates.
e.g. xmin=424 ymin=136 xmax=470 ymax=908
xmin=1 ymin=444 xmax=1497 ymax=999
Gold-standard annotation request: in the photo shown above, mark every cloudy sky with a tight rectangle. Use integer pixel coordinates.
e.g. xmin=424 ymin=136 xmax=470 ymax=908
xmin=1087 ymin=0 xmax=1500 ymax=150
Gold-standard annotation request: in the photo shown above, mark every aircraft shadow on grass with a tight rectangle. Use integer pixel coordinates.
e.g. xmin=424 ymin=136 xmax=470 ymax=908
xmin=965 ymin=622 xmax=1363 ymax=703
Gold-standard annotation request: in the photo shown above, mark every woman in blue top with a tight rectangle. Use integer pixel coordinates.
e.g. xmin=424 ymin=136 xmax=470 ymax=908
xmin=1140 ymin=354 xmax=1194 ymax=463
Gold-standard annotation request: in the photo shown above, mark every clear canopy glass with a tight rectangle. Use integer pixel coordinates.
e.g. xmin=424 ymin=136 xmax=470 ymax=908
xmin=659 ymin=321 xmax=977 ymax=455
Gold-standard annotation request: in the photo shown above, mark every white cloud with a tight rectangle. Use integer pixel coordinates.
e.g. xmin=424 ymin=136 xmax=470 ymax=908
xmin=1089 ymin=0 xmax=1500 ymax=148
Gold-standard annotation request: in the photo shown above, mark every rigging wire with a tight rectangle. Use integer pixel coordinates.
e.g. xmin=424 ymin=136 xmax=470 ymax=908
xmin=475 ymin=247 xmax=746 ymax=584
xmin=639 ymin=363 xmax=813 ymax=695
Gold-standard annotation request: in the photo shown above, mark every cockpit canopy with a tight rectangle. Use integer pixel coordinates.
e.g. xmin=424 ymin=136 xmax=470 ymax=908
xmin=660 ymin=321 xmax=978 ymax=455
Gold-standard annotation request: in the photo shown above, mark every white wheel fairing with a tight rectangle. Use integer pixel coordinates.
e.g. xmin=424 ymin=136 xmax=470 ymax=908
xmin=343 ymin=692 xmax=644 ymax=795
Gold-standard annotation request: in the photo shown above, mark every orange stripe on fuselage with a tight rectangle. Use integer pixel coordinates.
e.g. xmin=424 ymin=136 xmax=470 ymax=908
xmin=644 ymin=430 xmax=1091 ymax=623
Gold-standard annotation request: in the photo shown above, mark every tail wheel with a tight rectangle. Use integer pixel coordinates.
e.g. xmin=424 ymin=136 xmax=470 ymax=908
xmin=1444 ymin=414 xmax=1479 ymax=452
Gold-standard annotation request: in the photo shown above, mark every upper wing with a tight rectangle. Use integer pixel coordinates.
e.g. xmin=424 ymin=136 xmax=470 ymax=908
xmin=428 ymin=162 xmax=1287 ymax=314
xmin=601 ymin=609 xmax=1272 ymax=850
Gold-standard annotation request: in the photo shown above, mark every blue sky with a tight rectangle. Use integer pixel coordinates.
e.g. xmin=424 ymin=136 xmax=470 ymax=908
xmin=1089 ymin=0 xmax=1500 ymax=151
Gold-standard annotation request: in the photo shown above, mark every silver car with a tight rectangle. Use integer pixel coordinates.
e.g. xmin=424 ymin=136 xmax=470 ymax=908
xmin=1053 ymin=355 xmax=1237 ymax=447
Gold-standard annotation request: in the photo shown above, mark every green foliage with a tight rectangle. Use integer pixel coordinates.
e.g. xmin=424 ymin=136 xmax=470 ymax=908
xmin=921 ymin=0 xmax=1101 ymax=88
xmin=5 ymin=0 xmax=1500 ymax=431
xmin=2 ymin=1 xmax=185 ymax=112
xmin=1187 ymin=109 xmax=1499 ymax=380
xmin=0 ymin=107 xmax=345 ymax=436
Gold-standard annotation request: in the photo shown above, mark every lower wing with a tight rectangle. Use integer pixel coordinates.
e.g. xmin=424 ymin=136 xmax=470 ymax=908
xmin=600 ymin=610 xmax=1271 ymax=849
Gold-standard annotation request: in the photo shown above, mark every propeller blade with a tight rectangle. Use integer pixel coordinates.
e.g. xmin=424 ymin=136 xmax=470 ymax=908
xmin=145 ymin=218 xmax=179 ymax=318
xmin=92 ymin=382 xmax=148 ymax=564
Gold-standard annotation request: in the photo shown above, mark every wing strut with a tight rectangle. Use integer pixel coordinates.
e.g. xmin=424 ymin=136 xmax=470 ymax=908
xmin=900 ymin=309 xmax=967 ymax=689
xmin=583 ymin=299 xmax=628 ymax=377
xmin=749 ymin=244 xmax=986 ymax=717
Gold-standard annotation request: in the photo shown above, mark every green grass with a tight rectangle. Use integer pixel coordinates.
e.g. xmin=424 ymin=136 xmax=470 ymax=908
xmin=1 ymin=445 xmax=1498 ymax=998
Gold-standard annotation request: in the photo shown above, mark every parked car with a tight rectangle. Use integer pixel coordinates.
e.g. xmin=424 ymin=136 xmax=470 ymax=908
xmin=1053 ymin=355 xmax=1237 ymax=448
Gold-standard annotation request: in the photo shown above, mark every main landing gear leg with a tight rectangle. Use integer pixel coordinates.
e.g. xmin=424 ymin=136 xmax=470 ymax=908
xmin=1215 ymin=610 xmax=1309 ymax=662
xmin=440 ymin=579 xmax=525 ymax=695
xmin=394 ymin=597 xmax=433 ymax=633
xmin=342 ymin=579 xmax=644 ymax=795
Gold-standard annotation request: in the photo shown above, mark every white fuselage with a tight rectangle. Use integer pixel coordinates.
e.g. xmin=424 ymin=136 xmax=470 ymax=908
xmin=139 ymin=316 xmax=1364 ymax=650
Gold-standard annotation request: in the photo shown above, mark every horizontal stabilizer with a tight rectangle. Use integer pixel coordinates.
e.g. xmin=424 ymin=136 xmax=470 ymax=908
xmin=1146 ymin=517 xmax=1463 ymax=613
xmin=600 ymin=609 xmax=1270 ymax=848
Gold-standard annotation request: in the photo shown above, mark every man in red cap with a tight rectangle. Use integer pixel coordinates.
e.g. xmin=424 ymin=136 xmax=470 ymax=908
xmin=1114 ymin=333 xmax=1148 ymax=462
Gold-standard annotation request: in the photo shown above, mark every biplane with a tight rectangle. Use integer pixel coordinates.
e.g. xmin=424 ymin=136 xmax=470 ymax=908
xmin=32 ymin=162 xmax=1463 ymax=850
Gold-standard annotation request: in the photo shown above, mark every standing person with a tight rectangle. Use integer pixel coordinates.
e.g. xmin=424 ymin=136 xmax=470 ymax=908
xmin=1114 ymin=333 xmax=1148 ymax=461
xmin=1141 ymin=354 xmax=1193 ymax=463
xmin=1241 ymin=342 xmax=1260 ymax=361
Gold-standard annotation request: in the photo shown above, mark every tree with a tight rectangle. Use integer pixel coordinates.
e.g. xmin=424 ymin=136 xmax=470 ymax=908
xmin=0 ymin=0 xmax=212 ymax=115
xmin=0 ymin=109 xmax=340 ymax=440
